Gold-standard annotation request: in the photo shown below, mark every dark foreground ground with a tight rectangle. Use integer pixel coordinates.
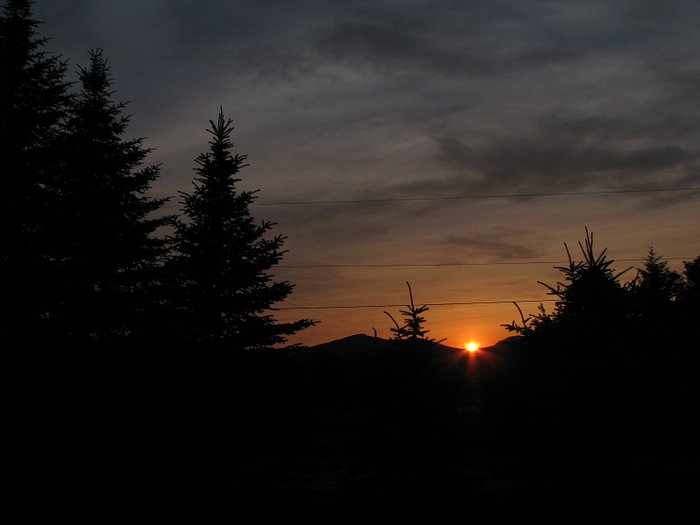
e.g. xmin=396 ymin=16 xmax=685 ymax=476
xmin=18 ymin=337 xmax=700 ymax=521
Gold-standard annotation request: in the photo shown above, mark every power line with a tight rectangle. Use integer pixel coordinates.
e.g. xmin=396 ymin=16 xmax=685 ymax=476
xmin=254 ymin=186 xmax=700 ymax=205
xmin=160 ymin=186 xmax=700 ymax=208
xmin=277 ymin=299 xmax=557 ymax=310
xmin=279 ymin=257 xmax=694 ymax=269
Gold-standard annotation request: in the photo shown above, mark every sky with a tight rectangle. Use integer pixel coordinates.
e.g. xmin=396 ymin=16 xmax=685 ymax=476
xmin=32 ymin=0 xmax=700 ymax=347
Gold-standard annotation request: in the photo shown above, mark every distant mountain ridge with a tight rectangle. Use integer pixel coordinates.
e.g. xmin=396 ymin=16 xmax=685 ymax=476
xmin=286 ymin=333 xmax=518 ymax=363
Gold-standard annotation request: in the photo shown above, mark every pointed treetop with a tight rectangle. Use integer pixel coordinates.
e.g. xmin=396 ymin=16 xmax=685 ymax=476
xmin=208 ymin=106 xmax=235 ymax=149
xmin=3 ymin=0 xmax=36 ymax=20
xmin=79 ymin=48 xmax=113 ymax=97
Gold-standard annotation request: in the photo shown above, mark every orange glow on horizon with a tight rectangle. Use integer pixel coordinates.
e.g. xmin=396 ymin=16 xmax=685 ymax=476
xmin=466 ymin=342 xmax=479 ymax=352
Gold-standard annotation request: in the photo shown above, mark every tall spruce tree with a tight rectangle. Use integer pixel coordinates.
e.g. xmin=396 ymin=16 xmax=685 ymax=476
xmin=1 ymin=0 xmax=71 ymax=343
xmin=681 ymin=256 xmax=700 ymax=302
xmin=55 ymin=49 xmax=170 ymax=344
xmin=679 ymin=255 xmax=700 ymax=326
xmin=629 ymin=247 xmax=681 ymax=325
xmin=172 ymin=109 xmax=313 ymax=350
xmin=2 ymin=1 xmax=72 ymax=516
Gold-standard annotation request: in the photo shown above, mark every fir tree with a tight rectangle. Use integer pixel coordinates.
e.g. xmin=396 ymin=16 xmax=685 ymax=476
xmin=629 ymin=247 xmax=681 ymax=326
xmin=172 ymin=109 xmax=313 ymax=350
xmin=681 ymin=256 xmax=700 ymax=301
xmin=2 ymin=1 xmax=73 ymax=516
xmin=678 ymin=255 xmax=700 ymax=323
xmin=504 ymin=229 xmax=632 ymax=346
xmin=1 ymin=0 xmax=71 ymax=343
xmin=545 ymin=229 xmax=630 ymax=330
xmin=55 ymin=49 xmax=171 ymax=343
xmin=384 ymin=281 xmax=444 ymax=346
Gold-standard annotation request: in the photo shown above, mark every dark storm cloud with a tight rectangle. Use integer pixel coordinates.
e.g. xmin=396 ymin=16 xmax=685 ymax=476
xmin=35 ymin=0 xmax=323 ymax=87
xmin=36 ymin=0 xmax=700 ymax=81
xmin=315 ymin=7 xmax=494 ymax=76
xmin=313 ymin=2 xmax=587 ymax=77
xmin=32 ymin=0 xmax=700 ymax=222
xmin=36 ymin=1 xmax=700 ymax=117
xmin=41 ymin=2 xmax=700 ymax=200
xmin=651 ymin=58 xmax=700 ymax=113
xmin=263 ymin=197 xmax=421 ymax=249
xmin=405 ymin=110 xmax=700 ymax=198
xmin=443 ymin=232 xmax=540 ymax=260
xmin=310 ymin=0 xmax=700 ymax=79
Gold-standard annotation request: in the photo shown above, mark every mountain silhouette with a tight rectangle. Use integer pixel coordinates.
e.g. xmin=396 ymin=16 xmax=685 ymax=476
xmin=288 ymin=333 xmax=464 ymax=363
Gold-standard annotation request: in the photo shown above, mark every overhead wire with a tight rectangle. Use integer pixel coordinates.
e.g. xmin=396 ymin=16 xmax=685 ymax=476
xmin=159 ymin=186 xmax=700 ymax=208
xmin=252 ymin=186 xmax=700 ymax=206
xmin=277 ymin=257 xmax=694 ymax=269
xmin=276 ymin=299 xmax=557 ymax=310
xmin=157 ymin=186 xmax=699 ymax=312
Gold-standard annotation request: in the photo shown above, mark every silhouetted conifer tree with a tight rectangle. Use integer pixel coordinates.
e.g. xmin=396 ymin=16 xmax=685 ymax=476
xmin=547 ymin=230 xmax=630 ymax=329
xmin=54 ymin=49 xmax=170 ymax=344
xmin=1 ymin=0 xmax=71 ymax=343
xmin=172 ymin=109 xmax=313 ymax=351
xmin=680 ymin=256 xmax=700 ymax=302
xmin=505 ymin=229 xmax=631 ymax=346
xmin=384 ymin=281 xmax=444 ymax=346
xmin=2 ymin=2 xmax=73 ymax=517
xmin=629 ymin=247 xmax=681 ymax=330
xmin=678 ymin=255 xmax=700 ymax=330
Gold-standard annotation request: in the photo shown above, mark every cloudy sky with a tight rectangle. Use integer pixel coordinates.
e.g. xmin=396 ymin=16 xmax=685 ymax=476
xmin=33 ymin=0 xmax=700 ymax=347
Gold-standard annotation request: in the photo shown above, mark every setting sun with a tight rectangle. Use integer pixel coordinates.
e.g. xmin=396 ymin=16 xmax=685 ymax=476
xmin=466 ymin=342 xmax=479 ymax=352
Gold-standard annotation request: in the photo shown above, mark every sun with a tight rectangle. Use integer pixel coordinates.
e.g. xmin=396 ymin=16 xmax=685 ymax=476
xmin=466 ymin=342 xmax=479 ymax=352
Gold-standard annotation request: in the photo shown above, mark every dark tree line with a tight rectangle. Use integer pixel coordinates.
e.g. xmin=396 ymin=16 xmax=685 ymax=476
xmin=2 ymin=1 xmax=311 ymax=357
xmin=4 ymin=3 xmax=312 ymax=518
xmin=504 ymin=228 xmax=700 ymax=352
xmin=495 ymin=229 xmax=700 ymax=512
xmin=1 ymin=0 xmax=71 ymax=348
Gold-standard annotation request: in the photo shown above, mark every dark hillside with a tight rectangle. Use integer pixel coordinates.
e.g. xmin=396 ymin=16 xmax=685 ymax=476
xmin=24 ymin=332 xmax=700 ymax=519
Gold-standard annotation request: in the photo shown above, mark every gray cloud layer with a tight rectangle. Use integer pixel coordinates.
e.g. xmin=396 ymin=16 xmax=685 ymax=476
xmin=34 ymin=0 xmax=700 ymax=213
xmin=428 ymin=111 xmax=699 ymax=197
